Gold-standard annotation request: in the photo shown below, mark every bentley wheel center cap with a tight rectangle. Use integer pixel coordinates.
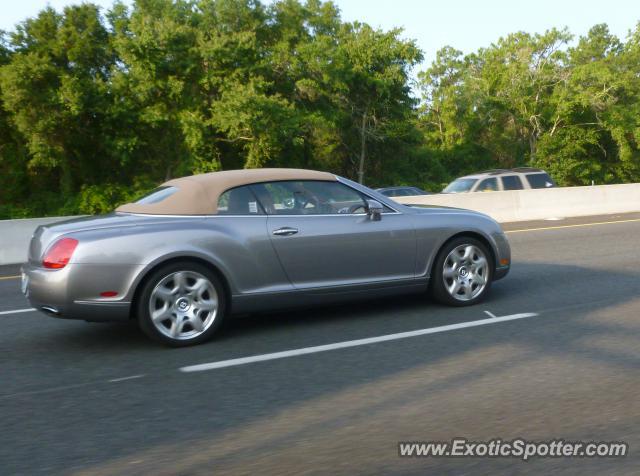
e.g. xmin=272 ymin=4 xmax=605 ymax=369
xmin=176 ymin=298 xmax=190 ymax=311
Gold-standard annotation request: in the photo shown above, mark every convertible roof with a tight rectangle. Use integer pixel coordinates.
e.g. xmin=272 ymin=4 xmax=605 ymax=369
xmin=116 ymin=168 xmax=337 ymax=215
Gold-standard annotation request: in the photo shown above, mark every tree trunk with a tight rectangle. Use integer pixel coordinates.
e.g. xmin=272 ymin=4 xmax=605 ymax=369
xmin=529 ymin=133 xmax=537 ymax=161
xmin=357 ymin=111 xmax=367 ymax=184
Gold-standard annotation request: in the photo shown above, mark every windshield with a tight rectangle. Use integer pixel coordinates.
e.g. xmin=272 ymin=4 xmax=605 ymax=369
xmin=442 ymin=178 xmax=477 ymax=193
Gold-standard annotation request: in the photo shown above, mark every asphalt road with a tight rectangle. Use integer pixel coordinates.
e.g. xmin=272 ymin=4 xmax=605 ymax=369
xmin=1 ymin=213 xmax=639 ymax=475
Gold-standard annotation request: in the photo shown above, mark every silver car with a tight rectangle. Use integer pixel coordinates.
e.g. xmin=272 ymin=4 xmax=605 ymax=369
xmin=443 ymin=168 xmax=556 ymax=193
xmin=22 ymin=168 xmax=511 ymax=346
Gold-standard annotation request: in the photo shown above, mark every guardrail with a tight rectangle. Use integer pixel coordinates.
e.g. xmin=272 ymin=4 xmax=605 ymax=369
xmin=1 ymin=183 xmax=639 ymax=265
xmin=393 ymin=183 xmax=640 ymax=223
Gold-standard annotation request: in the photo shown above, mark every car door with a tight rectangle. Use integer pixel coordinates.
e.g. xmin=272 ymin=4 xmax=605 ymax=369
xmin=525 ymin=172 xmax=556 ymax=189
xmin=476 ymin=177 xmax=499 ymax=192
xmin=501 ymin=175 xmax=524 ymax=191
xmin=205 ymin=185 xmax=293 ymax=295
xmin=252 ymin=180 xmax=417 ymax=289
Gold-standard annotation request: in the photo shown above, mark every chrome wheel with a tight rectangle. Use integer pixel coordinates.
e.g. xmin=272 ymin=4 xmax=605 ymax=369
xmin=148 ymin=270 xmax=218 ymax=340
xmin=442 ymin=244 xmax=489 ymax=301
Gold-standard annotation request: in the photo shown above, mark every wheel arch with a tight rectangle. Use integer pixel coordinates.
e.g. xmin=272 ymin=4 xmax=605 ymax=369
xmin=129 ymin=256 xmax=232 ymax=320
xmin=430 ymin=231 xmax=497 ymax=279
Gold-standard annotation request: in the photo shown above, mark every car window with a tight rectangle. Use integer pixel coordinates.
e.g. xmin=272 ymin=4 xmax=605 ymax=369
xmin=135 ymin=186 xmax=178 ymax=204
xmin=252 ymin=181 xmax=368 ymax=215
xmin=477 ymin=178 xmax=498 ymax=192
xmin=217 ymin=185 xmax=264 ymax=215
xmin=442 ymin=178 xmax=477 ymax=193
xmin=526 ymin=173 xmax=555 ymax=189
xmin=501 ymin=175 xmax=524 ymax=191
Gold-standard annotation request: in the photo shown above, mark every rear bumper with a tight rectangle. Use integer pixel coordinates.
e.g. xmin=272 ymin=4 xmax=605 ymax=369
xmin=31 ymin=299 xmax=131 ymax=322
xmin=21 ymin=262 xmax=136 ymax=322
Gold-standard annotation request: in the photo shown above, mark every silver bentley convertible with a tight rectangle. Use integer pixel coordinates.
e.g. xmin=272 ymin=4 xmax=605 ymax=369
xmin=22 ymin=169 xmax=511 ymax=346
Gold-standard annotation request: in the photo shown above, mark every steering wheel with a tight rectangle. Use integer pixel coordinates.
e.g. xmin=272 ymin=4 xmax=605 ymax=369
xmin=294 ymin=192 xmax=320 ymax=212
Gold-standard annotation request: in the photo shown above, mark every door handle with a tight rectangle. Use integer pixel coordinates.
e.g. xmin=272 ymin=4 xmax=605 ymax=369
xmin=272 ymin=227 xmax=299 ymax=236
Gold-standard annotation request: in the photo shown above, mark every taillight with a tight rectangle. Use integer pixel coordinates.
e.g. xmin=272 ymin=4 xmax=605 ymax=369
xmin=42 ymin=238 xmax=78 ymax=269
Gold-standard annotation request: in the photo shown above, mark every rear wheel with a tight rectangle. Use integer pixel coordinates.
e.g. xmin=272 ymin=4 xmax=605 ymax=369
xmin=137 ymin=262 xmax=226 ymax=346
xmin=430 ymin=237 xmax=493 ymax=306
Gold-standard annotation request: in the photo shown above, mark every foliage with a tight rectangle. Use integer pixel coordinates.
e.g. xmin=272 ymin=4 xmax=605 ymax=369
xmin=0 ymin=2 xmax=639 ymax=218
xmin=418 ymin=24 xmax=640 ymax=186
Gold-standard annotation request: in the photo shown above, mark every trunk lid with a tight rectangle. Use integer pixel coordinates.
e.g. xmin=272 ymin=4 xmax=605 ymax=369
xmin=27 ymin=213 xmax=178 ymax=263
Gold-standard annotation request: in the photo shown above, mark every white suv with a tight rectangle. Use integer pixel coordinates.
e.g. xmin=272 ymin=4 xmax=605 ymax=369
xmin=442 ymin=168 xmax=556 ymax=193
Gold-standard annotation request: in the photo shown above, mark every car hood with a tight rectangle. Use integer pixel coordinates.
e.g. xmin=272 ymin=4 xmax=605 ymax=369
xmin=408 ymin=204 xmax=473 ymax=213
xmin=409 ymin=203 xmax=498 ymax=221
xmin=38 ymin=213 xmax=177 ymax=234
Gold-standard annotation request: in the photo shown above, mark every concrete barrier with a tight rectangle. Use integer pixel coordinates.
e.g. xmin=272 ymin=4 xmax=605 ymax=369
xmin=0 ymin=217 xmax=81 ymax=266
xmin=393 ymin=183 xmax=640 ymax=222
xmin=1 ymin=183 xmax=640 ymax=265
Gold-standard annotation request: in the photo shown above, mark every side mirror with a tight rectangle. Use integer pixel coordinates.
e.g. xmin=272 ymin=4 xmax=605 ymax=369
xmin=366 ymin=199 xmax=383 ymax=221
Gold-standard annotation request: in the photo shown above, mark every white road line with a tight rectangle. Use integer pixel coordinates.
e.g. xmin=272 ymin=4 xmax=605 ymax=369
xmin=2 ymin=375 xmax=147 ymax=399
xmin=180 ymin=312 xmax=539 ymax=373
xmin=0 ymin=381 xmax=97 ymax=399
xmin=0 ymin=308 xmax=35 ymax=316
xmin=108 ymin=375 xmax=145 ymax=383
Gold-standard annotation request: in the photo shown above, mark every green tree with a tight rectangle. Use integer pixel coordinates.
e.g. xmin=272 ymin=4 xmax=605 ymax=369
xmin=535 ymin=24 xmax=640 ymax=185
xmin=110 ymin=0 xmax=206 ymax=181
xmin=0 ymin=4 xmax=114 ymax=198
xmin=2 ymin=1 xmax=639 ymax=217
xmin=336 ymin=23 xmax=422 ymax=184
xmin=0 ymin=31 xmax=30 ymax=217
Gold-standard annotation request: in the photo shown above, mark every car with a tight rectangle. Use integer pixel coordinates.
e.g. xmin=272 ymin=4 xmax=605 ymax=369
xmin=442 ymin=168 xmax=556 ymax=193
xmin=375 ymin=186 xmax=431 ymax=197
xmin=22 ymin=168 xmax=511 ymax=346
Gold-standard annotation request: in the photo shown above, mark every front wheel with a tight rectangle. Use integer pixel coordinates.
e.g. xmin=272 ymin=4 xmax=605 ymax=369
xmin=430 ymin=237 xmax=493 ymax=306
xmin=137 ymin=262 xmax=226 ymax=346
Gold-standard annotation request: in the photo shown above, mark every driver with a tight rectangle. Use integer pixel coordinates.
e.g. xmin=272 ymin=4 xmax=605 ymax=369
xmin=291 ymin=184 xmax=321 ymax=214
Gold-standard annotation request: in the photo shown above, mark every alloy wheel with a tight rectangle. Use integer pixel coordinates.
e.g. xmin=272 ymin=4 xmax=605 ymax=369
xmin=148 ymin=270 xmax=218 ymax=340
xmin=442 ymin=244 xmax=489 ymax=301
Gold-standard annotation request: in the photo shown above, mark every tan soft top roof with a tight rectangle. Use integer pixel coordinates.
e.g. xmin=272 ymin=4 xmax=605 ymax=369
xmin=116 ymin=168 xmax=337 ymax=215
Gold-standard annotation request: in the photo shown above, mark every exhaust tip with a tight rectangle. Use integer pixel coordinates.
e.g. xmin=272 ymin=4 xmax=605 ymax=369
xmin=41 ymin=306 xmax=60 ymax=316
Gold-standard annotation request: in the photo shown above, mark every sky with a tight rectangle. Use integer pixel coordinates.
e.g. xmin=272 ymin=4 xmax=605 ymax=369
xmin=1 ymin=0 xmax=638 ymax=65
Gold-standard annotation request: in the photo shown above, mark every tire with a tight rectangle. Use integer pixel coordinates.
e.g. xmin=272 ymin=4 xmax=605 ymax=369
xmin=137 ymin=262 xmax=227 ymax=347
xmin=430 ymin=237 xmax=493 ymax=307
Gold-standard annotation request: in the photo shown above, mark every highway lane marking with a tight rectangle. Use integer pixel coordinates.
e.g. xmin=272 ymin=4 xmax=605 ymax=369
xmin=2 ymin=375 xmax=147 ymax=399
xmin=505 ymin=218 xmax=640 ymax=233
xmin=0 ymin=381 xmax=100 ymax=399
xmin=180 ymin=312 xmax=539 ymax=373
xmin=0 ymin=308 xmax=36 ymax=316
xmin=0 ymin=275 xmax=21 ymax=281
xmin=108 ymin=375 xmax=145 ymax=383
